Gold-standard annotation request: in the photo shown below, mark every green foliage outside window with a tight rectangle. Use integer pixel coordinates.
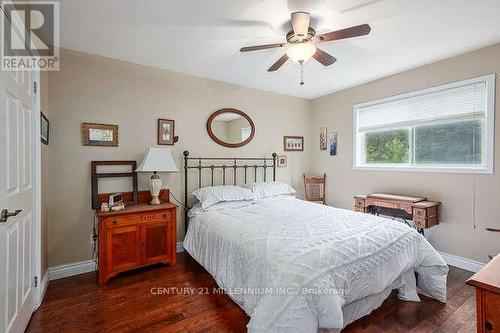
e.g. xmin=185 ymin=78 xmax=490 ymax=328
xmin=415 ymin=120 xmax=482 ymax=164
xmin=364 ymin=120 xmax=482 ymax=165
xmin=365 ymin=129 xmax=409 ymax=164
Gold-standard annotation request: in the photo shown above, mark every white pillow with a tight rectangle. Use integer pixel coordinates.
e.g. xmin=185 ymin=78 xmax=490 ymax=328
xmin=243 ymin=182 xmax=296 ymax=199
xmin=191 ymin=185 xmax=254 ymax=209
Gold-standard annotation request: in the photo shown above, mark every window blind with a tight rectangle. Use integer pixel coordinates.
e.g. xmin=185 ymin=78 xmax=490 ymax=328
xmin=357 ymin=81 xmax=487 ymax=132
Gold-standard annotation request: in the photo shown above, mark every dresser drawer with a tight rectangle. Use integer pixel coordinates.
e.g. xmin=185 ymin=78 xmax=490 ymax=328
xmin=105 ymin=210 xmax=170 ymax=228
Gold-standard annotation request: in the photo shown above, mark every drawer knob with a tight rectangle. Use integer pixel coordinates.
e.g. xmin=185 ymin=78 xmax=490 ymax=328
xmin=112 ymin=220 xmax=117 ymax=225
xmin=485 ymin=320 xmax=493 ymax=331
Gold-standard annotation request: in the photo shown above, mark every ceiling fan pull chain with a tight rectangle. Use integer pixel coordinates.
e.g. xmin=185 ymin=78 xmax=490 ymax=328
xmin=299 ymin=61 xmax=305 ymax=86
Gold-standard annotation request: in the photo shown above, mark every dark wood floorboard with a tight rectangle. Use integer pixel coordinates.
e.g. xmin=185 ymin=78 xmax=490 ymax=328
xmin=27 ymin=253 xmax=476 ymax=333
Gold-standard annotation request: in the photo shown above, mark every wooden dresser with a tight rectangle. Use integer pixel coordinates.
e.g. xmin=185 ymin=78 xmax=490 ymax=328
xmin=467 ymin=254 xmax=500 ymax=333
xmin=97 ymin=192 xmax=177 ymax=285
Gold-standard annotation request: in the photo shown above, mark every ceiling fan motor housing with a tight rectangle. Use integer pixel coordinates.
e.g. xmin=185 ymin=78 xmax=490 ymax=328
xmin=286 ymin=27 xmax=316 ymax=43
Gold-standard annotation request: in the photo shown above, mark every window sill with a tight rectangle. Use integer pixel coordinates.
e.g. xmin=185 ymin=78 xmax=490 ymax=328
xmin=353 ymin=165 xmax=493 ymax=174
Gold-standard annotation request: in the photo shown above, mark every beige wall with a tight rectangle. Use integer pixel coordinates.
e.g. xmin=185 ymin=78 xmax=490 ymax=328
xmin=308 ymin=43 xmax=500 ymax=263
xmin=47 ymin=44 xmax=500 ymax=268
xmin=47 ymin=49 xmax=310 ymax=267
xmin=40 ymin=71 xmax=49 ymax=278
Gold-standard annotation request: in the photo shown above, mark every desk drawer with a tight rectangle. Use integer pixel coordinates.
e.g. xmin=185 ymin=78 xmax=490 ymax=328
xmin=105 ymin=210 xmax=170 ymax=228
xmin=413 ymin=206 xmax=438 ymax=228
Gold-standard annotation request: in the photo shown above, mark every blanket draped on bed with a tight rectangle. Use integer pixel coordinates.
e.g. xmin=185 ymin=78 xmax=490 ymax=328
xmin=184 ymin=197 xmax=448 ymax=333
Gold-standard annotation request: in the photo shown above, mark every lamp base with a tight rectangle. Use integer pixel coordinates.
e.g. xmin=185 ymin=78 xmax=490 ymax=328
xmin=149 ymin=174 xmax=162 ymax=205
xmin=150 ymin=195 xmax=161 ymax=205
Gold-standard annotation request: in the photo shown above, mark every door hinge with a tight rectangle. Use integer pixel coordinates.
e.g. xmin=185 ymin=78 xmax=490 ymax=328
xmin=34 ymin=276 xmax=38 ymax=287
xmin=33 ymin=81 xmax=37 ymax=94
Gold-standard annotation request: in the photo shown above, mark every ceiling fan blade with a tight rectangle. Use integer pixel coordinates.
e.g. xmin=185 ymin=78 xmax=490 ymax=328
xmin=240 ymin=43 xmax=286 ymax=52
xmin=268 ymin=54 xmax=288 ymax=72
xmin=291 ymin=11 xmax=310 ymax=38
xmin=312 ymin=48 xmax=337 ymax=66
xmin=315 ymin=24 xmax=371 ymax=42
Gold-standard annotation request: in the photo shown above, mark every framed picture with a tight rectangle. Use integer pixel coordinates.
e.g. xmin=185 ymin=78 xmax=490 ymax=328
xmin=283 ymin=136 xmax=304 ymax=152
xmin=329 ymin=132 xmax=338 ymax=156
xmin=82 ymin=122 xmax=119 ymax=147
xmin=41 ymin=112 xmax=49 ymax=145
xmin=319 ymin=127 xmax=327 ymax=150
xmin=276 ymin=155 xmax=287 ymax=168
xmin=158 ymin=119 xmax=175 ymax=145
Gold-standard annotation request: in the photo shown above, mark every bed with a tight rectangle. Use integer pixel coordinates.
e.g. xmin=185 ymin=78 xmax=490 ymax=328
xmin=182 ymin=151 xmax=448 ymax=333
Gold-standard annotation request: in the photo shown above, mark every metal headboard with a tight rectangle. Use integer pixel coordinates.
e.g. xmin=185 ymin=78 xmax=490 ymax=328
xmin=183 ymin=151 xmax=277 ymax=227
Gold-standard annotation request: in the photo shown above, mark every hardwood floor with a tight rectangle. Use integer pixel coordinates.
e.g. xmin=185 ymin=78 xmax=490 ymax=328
xmin=27 ymin=253 xmax=476 ymax=333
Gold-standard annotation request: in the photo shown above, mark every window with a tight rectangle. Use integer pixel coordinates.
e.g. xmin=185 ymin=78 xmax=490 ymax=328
xmin=241 ymin=127 xmax=251 ymax=141
xmin=353 ymin=74 xmax=495 ymax=173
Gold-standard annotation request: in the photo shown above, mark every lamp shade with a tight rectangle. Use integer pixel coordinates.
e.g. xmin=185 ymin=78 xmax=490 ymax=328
xmin=136 ymin=148 xmax=179 ymax=173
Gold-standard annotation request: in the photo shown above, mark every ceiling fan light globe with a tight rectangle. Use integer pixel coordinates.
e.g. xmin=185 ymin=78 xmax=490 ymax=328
xmin=286 ymin=43 xmax=316 ymax=64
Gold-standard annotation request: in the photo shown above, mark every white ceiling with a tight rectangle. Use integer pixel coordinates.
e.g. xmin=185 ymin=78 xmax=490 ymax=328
xmin=60 ymin=0 xmax=500 ymax=99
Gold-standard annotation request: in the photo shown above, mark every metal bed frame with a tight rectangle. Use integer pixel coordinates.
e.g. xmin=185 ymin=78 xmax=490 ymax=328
xmin=183 ymin=151 xmax=277 ymax=226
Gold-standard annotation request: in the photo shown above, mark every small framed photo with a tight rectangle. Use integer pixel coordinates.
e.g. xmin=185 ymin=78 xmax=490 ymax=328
xmin=319 ymin=127 xmax=327 ymax=150
xmin=158 ymin=119 xmax=175 ymax=145
xmin=329 ymin=132 xmax=338 ymax=156
xmin=276 ymin=155 xmax=287 ymax=168
xmin=41 ymin=112 xmax=49 ymax=145
xmin=82 ymin=122 xmax=118 ymax=147
xmin=284 ymin=136 xmax=304 ymax=152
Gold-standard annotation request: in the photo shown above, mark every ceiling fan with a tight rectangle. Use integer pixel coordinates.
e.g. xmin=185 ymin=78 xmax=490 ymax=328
xmin=239 ymin=12 xmax=371 ymax=85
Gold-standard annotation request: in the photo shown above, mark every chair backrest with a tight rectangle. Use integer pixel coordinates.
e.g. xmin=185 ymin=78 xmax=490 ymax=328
xmin=303 ymin=173 xmax=326 ymax=204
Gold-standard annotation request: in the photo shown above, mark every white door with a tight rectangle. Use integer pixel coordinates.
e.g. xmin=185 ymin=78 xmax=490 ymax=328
xmin=0 ymin=9 xmax=38 ymax=333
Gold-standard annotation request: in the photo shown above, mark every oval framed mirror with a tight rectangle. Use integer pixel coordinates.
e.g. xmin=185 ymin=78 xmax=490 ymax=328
xmin=207 ymin=108 xmax=255 ymax=148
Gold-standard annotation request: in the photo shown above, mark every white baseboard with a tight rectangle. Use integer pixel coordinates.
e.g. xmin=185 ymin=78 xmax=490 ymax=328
xmin=176 ymin=241 xmax=184 ymax=253
xmin=48 ymin=242 xmax=186 ymax=281
xmin=40 ymin=272 xmax=49 ymax=301
xmin=34 ymin=272 xmax=50 ymax=309
xmin=438 ymin=251 xmax=485 ymax=273
xmin=49 ymin=260 xmax=96 ymax=281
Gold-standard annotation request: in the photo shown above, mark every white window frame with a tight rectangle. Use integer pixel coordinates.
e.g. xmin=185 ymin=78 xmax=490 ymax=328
xmin=353 ymin=74 xmax=495 ymax=174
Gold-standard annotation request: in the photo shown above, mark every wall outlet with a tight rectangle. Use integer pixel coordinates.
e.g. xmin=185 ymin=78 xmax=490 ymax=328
xmin=89 ymin=232 xmax=95 ymax=246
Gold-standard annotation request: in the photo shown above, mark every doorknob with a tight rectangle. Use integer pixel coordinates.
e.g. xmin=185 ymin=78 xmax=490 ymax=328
xmin=0 ymin=209 xmax=22 ymax=223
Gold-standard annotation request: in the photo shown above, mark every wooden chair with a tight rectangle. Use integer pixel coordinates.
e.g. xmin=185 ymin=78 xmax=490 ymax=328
xmin=303 ymin=173 xmax=326 ymax=205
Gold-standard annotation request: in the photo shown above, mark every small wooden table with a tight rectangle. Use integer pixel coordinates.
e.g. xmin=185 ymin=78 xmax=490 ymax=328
xmin=354 ymin=193 xmax=440 ymax=234
xmin=467 ymin=254 xmax=500 ymax=333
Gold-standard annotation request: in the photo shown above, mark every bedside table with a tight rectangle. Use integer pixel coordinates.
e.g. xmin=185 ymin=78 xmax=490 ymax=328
xmin=96 ymin=191 xmax=177 ymax=285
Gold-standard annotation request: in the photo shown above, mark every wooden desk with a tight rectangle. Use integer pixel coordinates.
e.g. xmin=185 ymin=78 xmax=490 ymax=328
xmin=354 ymin=193 xmax=440 ymax=231
xmin=467 ymin=255 xmax=500 ymax=333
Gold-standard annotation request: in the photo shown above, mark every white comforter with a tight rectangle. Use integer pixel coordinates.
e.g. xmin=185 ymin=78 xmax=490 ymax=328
xmin=183 ymin=196 xmax=448 ymax=332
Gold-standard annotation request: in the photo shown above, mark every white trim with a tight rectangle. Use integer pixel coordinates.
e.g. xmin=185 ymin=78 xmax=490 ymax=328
xmin=49 ymin=260 xmax=96 ymax=281
xmin=38 ymin=273 xmax=49 ymax=304
xmin=353 ymin=74 xmax=496 ymax=174
xmin=48 ymin=243 xmax=186 ymax=281
xmin=176 ymin=241 xmax=184 ymax=253
xmin=33 ymin=70 xmax=43 ymax=310
xmin=438 ymin=251 xmax=486 ymax=273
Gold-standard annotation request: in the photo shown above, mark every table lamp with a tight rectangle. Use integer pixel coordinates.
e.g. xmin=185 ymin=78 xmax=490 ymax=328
xmin=136 ymin=148 xmax=179 ymax=205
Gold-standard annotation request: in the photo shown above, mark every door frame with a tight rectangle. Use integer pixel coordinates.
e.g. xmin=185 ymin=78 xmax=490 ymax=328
xmin=33 ymin=69 xmax=43 ymax=309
